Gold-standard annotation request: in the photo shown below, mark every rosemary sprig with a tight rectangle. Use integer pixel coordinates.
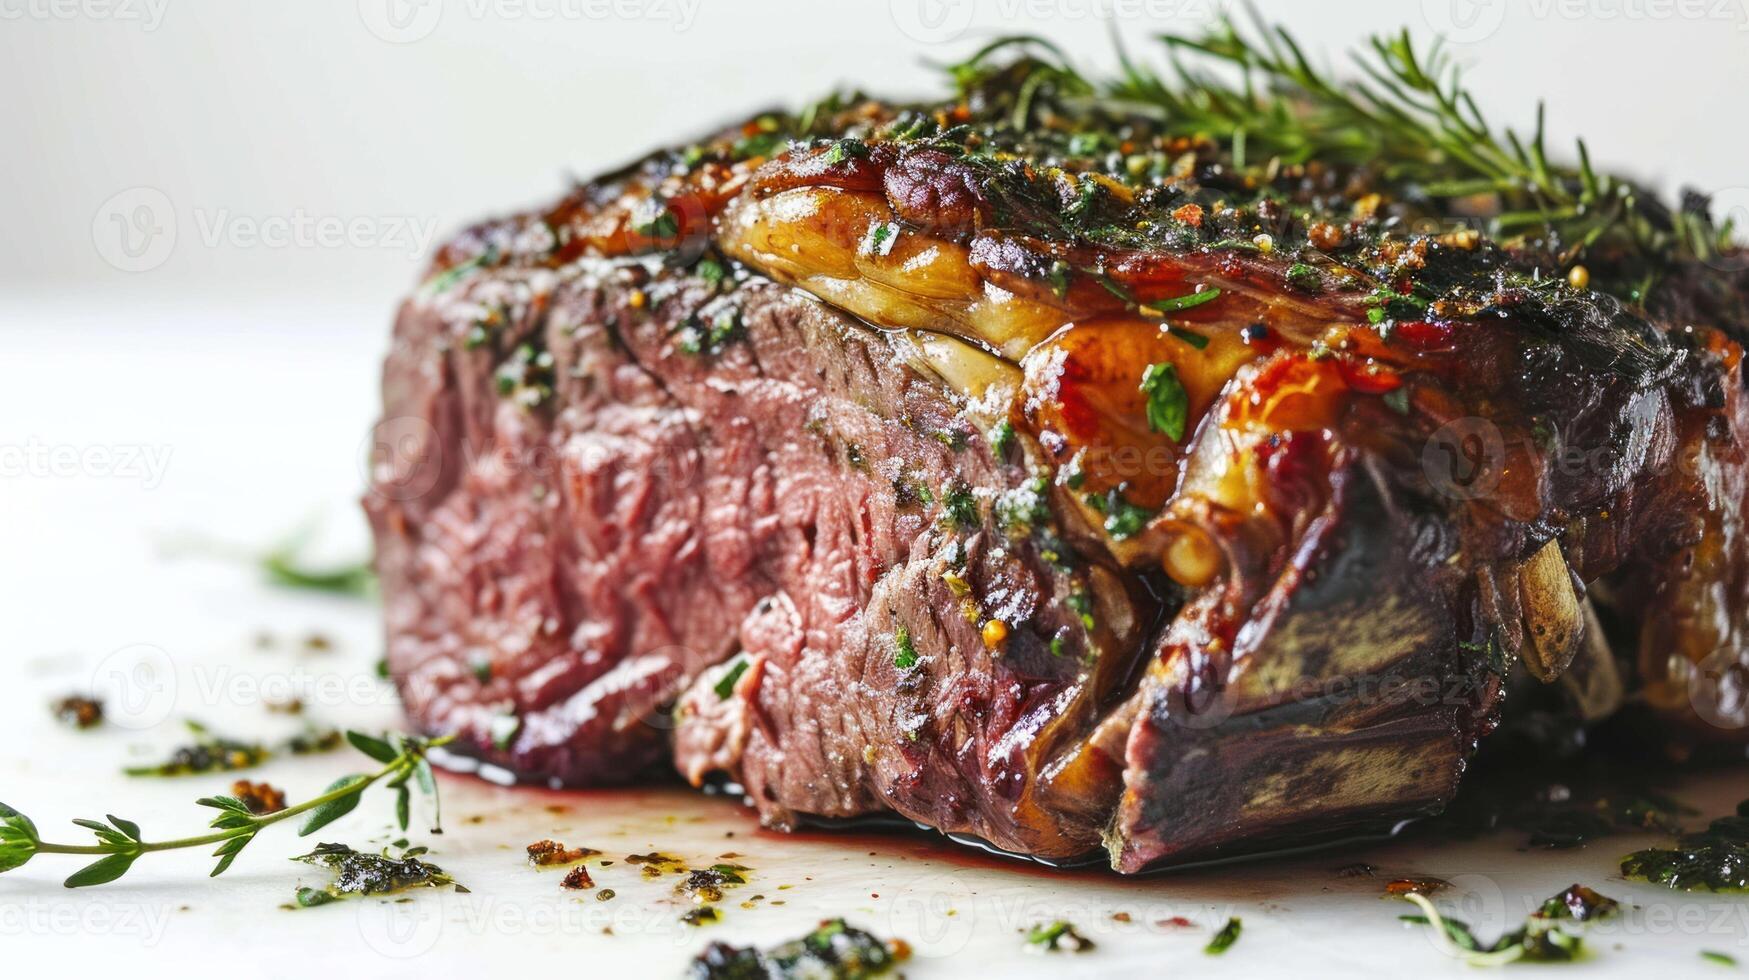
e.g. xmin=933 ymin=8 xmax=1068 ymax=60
xmin=948 ymin=12 xmax=1731 ymax=279
xmin=1121 ymin=14 xmax=1665 ymax=261
xmin=0 ymin=731 xmax=450 ymax=888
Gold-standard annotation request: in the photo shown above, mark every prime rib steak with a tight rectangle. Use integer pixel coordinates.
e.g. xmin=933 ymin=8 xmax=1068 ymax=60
xmin=367 ymin=36 xmax=1749 ymax=871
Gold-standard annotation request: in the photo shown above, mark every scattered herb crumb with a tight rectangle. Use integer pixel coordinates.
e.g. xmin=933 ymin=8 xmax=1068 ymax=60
xmin=1025 ymin=920 xmax=1094 ymax=953
xmin=1621 ymin=799 xmax=1749 ymax=892
xmin=1205 ymin=917 xmax=1242 ymax=954
xmin=893 ymin=626 xmax=919 ymax=670
xmin=230 ymin=780 xmax=287 ymax=815
xmin=681 ymin=905 xmax=721 ymax=927
xmin=1384 ymin=876 xmax=1450 ymax=897
xmin=713 ymin=656 xmax=750 ymax=699
xmin=561 ymin=865 xmax=595 ymax=890
xmin=291 ymin=842 xmax=461 ymax=905
xmin=688 ymin=918 xmax=903 ymax=978
xmin=51 ymin=695 xmax=104 ymax=730
xmin=527 ymin=839 xmax=599 ymax=867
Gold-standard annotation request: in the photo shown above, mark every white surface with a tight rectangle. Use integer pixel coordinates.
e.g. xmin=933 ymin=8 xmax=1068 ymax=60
xmin=5 ymin=2 xmax=1749 ymax=976
xmin=3 ymin=298 xmax=1748 ymax=977
xmin=3 ymin=0 xmax=1749 ymax=298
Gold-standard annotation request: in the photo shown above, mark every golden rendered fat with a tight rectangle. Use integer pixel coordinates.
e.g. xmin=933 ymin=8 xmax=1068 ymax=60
xmin=715 ymin=177 xmax=1298 ymax=593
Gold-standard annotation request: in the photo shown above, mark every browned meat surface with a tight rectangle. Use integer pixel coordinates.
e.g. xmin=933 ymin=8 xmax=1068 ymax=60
xmin=369 ymin=27 xmax=1749 ymax=870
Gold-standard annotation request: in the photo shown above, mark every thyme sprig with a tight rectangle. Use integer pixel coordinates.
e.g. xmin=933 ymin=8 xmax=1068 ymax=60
xmin=0 ymin=731 xmax=450 ymax=888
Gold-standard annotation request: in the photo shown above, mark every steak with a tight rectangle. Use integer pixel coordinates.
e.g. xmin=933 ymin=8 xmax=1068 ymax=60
xmin=368 ymin=28 xmax=1749 ymax=870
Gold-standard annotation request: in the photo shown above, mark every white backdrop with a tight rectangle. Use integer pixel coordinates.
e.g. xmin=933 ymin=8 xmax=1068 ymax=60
xmin=3 ymin=0 xmax=1748 ymax=302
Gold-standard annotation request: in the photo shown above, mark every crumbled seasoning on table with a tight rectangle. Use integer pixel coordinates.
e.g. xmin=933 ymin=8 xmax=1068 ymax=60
xmin=51 ymin=695 xmax=104 ymax=729
xmin=1025 ymin=920 xmax=1094 ymax=953
xmin=627 ymin=851 xmax=686 ymax=878
xmin=688 ymin=918 xmax=904 ymax=978
xmin=1385 ymin=876 xmax=1451 ymax=897
xmin=680 ymin=864 xmax=750 ymax=903
xmin=230 ymin=780 xmax=287 ymax=815
xmin=526 ymin=839 xmax=600 ymax=866
xmin=681 ymin=905 xmax=721 ymax=927
xmin=290 ymin=842 xmax=464 ymax=907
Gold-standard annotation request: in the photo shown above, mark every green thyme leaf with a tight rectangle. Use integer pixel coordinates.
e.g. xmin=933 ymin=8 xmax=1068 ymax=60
xmin=297 ymin=775 xmax=371 ymax=837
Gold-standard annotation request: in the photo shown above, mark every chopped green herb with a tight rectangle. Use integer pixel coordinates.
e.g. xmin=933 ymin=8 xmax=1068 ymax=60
xmin=1621 ymin=800 xmax=1749 ymax=892
xmin=1045 ymin=260 xmax=1071 ymax=298
xmin=995 ymin=472 xmax=1052 ymax=535
xmin=941 ymin=483 xmax=979 ymax=528
xmin=1383 ymin=386 xmax=1412 ymax=415
xmin=677 ymin=308 xmax=745 ymax=357
xmin=989 ymin=420 xmax=1015 ymax=457
xmin=631 ymin=200 xmax=680 ymax=240
xmin=688 ymin=918 xmax=901 ymax=979
xmin=1167 ymin=325 xmax=1210 ymax=349
xmin=421 ymin=244 xmax=499 ymax=295
xmin=681 ymin=905 xmax=722 ymax=927
xmin=469 ymin=655 xmax=493 ymax=684
xmin=1025 ymin=920 xmax=1094 ymax=953
xmin=1285 ymin=263 xmax=1323 ymax=292
xmin=1152 ymin=287 xmax=1221 ymax=313
xmin=713 ymin=656 xmax=750 ymax=699
xmin=1702 ymin=951 xmax=1739 ymax=967
xmin=1065 ymin=590 xmax=1095 ymax=631
xmin=1140 ymin=362 xmax=1189 ymax=440
xmin=494 ymin=343 xmax=556 ymax=408
xmin=893 ymin=627 xmax=919 ymax=670
xmin=864 ymin=221 xmax=901 ymax=256
xmin=695 ymin=256 xmax=727 ymax=289
xmin=1205 ymin=917 xmax=1242 ymax=955
xmin=821 ymin=138 xmax=870 ymax=165
xmin=489 ymin=714 xmax=521 ymax=751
